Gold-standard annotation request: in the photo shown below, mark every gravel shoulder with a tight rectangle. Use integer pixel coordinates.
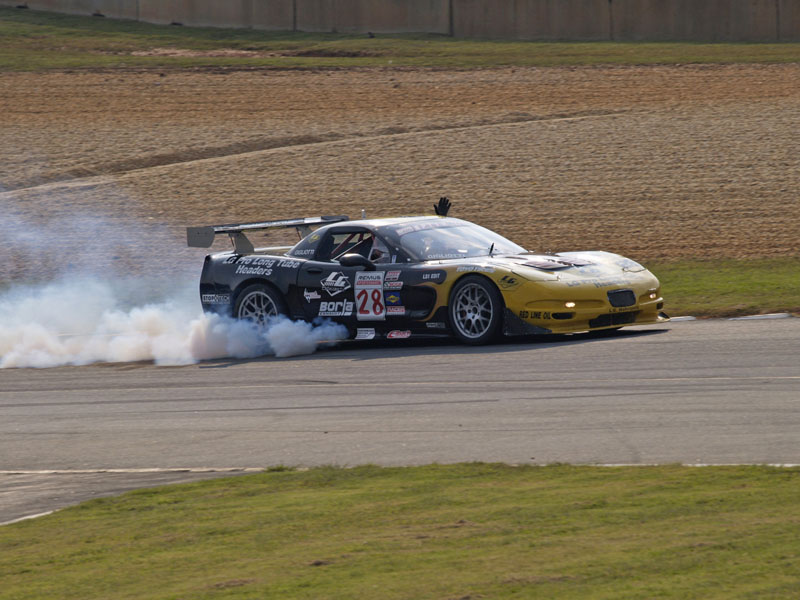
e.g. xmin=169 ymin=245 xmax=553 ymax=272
xmin=2 ymin=64 xmax=799 ymax=281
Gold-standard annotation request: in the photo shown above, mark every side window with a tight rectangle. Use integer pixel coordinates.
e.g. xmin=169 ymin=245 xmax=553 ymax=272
xmin=288 ymin=231 xmax=323 ymax=258
xmin=309 ymin=229 xmax=400 ymax=264
xmin=318 ymin=231 xmax=375 ymax=262
xmin=370 ymin=237 xmax=391 ymax=264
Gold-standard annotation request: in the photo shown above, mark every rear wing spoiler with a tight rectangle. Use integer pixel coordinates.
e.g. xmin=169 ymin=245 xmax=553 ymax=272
xmin=186 ymin=215 xmax=349 ymax=254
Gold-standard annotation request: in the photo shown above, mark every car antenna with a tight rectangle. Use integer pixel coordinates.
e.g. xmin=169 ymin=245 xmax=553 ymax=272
xmin=361 ymin=209 xmax=367 ymax=218
xmin=489 ymin=243 xmax=495 ymax=257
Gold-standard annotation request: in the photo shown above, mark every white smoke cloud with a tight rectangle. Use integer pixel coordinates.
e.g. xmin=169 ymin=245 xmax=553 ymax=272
xmin=0 ymin=275 xmax=349 ymax=368
xmin=0 ymin=190 xmax=348 ymax=368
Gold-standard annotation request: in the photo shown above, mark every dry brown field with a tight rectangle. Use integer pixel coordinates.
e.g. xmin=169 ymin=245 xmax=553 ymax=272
xmin=1 ymin=64 xmax=799 ymax=280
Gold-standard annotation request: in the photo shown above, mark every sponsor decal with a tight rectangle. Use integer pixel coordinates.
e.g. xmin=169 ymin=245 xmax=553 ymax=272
xmin=395 ymin=221 xmax=445 ymax=236
xmin=355 ymin=271 xmax=386 ymax=321
xmin=593 ymin=278 xmax=628 ymax=288
xmin=355 ymin=272 xmax=384 ymax=287
xmin=277 ymin=259 xmax=301 ymax=269
xmin=232 ymin=256 xmax=276 ymax=276
xmin=384 ymin=293 xmax=402 ymax=306
xmin=383 ymin=280 xmax=403 ymax=290
xmin=498 ymin=275 xmax=521 ymax=290
xmin=294 ymin=248 xmax=315 ymax=256
xmin=303 ymin=289 xmax=321 ymax=302
xmin=243 ymin=257 xmax=276 ymax=266
xmin=428 ymin=253 xmax=464 ymax=259
xmin=310 ymin=233 xmax=321 ymax=242
xmin=426 ymin=321 xmax=446 ymax=329
xmin=320 ymin=272 xmax=351 ymax=297
xmin=387 ymin=330 xmax=411 ymax=339
xmin=386 ymin=306 xmax=405 ymax=315
xmin=235 ymin=265 xmax=272 ymax=276
xmin=521 ymin=311 xmax=551 ymax=320
xmin=610 ymin=307 xmax=638 ymax=314
xmin=201 ymin=294 xmax=231 ymax=304
xmin=355 ymin=328 xmax=375 ymax=340
xmin=386 ymin=270 xmax=401 ymax=281
xmin=457 ymin=265 xmax=495 ymax=273
xmin=319 ymin=300 xmax=354 ymax=317
xmin=422 ymin=271 xmax=444 ymax=281
xmin=574 ymin=265 xmax=605 ymax=277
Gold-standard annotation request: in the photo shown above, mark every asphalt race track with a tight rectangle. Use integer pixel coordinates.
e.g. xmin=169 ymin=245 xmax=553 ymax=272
xmin=2 ymin=317 xmax=799 ymax=524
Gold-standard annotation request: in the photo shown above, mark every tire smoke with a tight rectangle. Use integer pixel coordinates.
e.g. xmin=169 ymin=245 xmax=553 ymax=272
xmin=0 ymin=276 xmax=348 ymax=368
xmin=0 ymin=194 xmax=348 ymax=369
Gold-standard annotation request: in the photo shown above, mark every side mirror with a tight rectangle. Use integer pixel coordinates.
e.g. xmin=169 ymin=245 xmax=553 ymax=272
xmin=339 ymin=253 xmax=376 ymax=271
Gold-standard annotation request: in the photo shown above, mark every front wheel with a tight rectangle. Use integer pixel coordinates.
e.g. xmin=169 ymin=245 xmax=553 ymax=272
xmin=448 ymin=275 xmax=503 ymax=345
xmin=234 ymin=284 xmax=287 ymax=327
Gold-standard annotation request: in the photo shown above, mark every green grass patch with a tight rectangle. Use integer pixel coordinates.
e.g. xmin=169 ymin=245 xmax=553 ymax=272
xmin=651 ymin=258 xmax=800 ymax=317
xmin=1 ymin=464 xmax=799 ymax=599
xmin=3 ymin=7 xmax=800 ymax=71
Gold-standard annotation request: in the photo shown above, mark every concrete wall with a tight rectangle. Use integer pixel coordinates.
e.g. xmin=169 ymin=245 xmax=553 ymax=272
xmin=295 ymin=0 xmax=449 ymax=34
xmin=252 ymin=0 xmax=294 ymax=31
xmin=4 ymin=0 xmax=800 ymax=41
xmin=5 ymin=0 xmax=137 ymax=18
xmin=612 ymin=0 xmax=778 ymax=41
xmin=137 ymin=0 xmax=255 ymax=28
xmin=780 ymin=0 xmax=800 ymax=39
xmin=452 ymin=0 xmax=611 ymax=41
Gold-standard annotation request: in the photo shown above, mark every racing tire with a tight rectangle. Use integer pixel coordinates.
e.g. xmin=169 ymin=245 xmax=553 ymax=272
xmin=234 ymin=283 xmax=288 ymax=327
xmin=448 ymin=275 xmax=503 ymax=345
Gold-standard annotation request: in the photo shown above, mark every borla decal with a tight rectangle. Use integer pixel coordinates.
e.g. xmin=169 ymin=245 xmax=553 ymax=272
xmin=355 ymin=271 xmax=386 ymax=321
xmin=320 ymin=272 xmax=351 ymax=297
xmin=319 ymin=300 xmax=354 ymax=317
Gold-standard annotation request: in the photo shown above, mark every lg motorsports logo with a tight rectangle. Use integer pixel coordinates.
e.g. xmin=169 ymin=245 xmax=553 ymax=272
xmin=320 ymin=272 xmax=351 ymax=297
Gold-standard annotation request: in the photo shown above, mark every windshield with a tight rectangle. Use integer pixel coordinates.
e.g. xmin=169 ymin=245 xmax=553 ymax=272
xmin=390 ymin=218 xmax=526 ymax=261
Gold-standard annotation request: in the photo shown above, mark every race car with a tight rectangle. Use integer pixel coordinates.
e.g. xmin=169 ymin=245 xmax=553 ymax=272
xmin=187 ymin=201 xmax=668 ymax=345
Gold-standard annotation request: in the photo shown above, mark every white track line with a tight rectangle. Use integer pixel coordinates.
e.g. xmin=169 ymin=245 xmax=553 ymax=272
xmin=1 ymin=511 xmax=56 ymax=526
xmin=728 ymin=313 xmax=792 ymax=320
xmin=0 ymin=468 xmax=264 ymax=475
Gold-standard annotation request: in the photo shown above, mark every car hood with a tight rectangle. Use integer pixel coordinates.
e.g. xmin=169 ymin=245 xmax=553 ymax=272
xmin=490 ymin=251 xmax=650 ymax=283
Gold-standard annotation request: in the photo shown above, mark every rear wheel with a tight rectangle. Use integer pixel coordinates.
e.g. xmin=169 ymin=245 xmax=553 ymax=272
xmin=234 ymin=284 xmax=287 ymax=326
xmin=448 ymin=275 xmax=503 ymax=345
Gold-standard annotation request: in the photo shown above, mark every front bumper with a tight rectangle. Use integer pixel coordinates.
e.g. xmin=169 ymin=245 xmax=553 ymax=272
xmin=504 ymin=279 xmax=668 ymax=334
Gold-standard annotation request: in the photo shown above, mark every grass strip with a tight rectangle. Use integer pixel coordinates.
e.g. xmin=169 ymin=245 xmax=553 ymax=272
xmin=3 ymin=7 xmax=800 ymax=71
xmin=1 ymin=464 xmax=800 ymax=599
xmin=651 ymin=258 xmax=800 ymax=317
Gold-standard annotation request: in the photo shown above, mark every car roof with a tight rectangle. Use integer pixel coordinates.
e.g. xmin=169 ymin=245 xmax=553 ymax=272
xmin=318 ymin=215 xmax=469 ymax=232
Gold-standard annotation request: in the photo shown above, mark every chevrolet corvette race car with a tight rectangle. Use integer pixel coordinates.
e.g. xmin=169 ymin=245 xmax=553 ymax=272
xmin=187 ymin=202 xmax=668 ymax=345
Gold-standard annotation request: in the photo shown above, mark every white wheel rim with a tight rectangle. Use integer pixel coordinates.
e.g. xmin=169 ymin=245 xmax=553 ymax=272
xmin=237 ymin=290 xmax=278 ymax=326
xmin=452 ymin=283 xmax=494 ymax=339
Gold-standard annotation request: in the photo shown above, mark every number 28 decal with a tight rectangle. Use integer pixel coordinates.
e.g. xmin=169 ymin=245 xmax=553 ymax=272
xmin=357 ymin=288 xmax=385 ymax=318
xmin=354 ymin=271 xmax=386 ymax=321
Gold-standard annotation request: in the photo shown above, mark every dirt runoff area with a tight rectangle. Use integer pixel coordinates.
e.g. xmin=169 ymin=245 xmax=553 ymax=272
xmin=1 ymin=64 xmax=799 ymax=281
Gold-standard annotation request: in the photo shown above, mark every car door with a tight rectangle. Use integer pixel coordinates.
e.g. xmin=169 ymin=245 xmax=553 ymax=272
xmin=297 ymin=228 xmax=369 ymax=326
xmin=296 ymin=227 xmax=412 ymax=328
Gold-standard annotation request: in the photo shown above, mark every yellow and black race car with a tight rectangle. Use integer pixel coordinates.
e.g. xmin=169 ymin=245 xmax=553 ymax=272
xmin=187 ymin=200 xmax=668 ymax=345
